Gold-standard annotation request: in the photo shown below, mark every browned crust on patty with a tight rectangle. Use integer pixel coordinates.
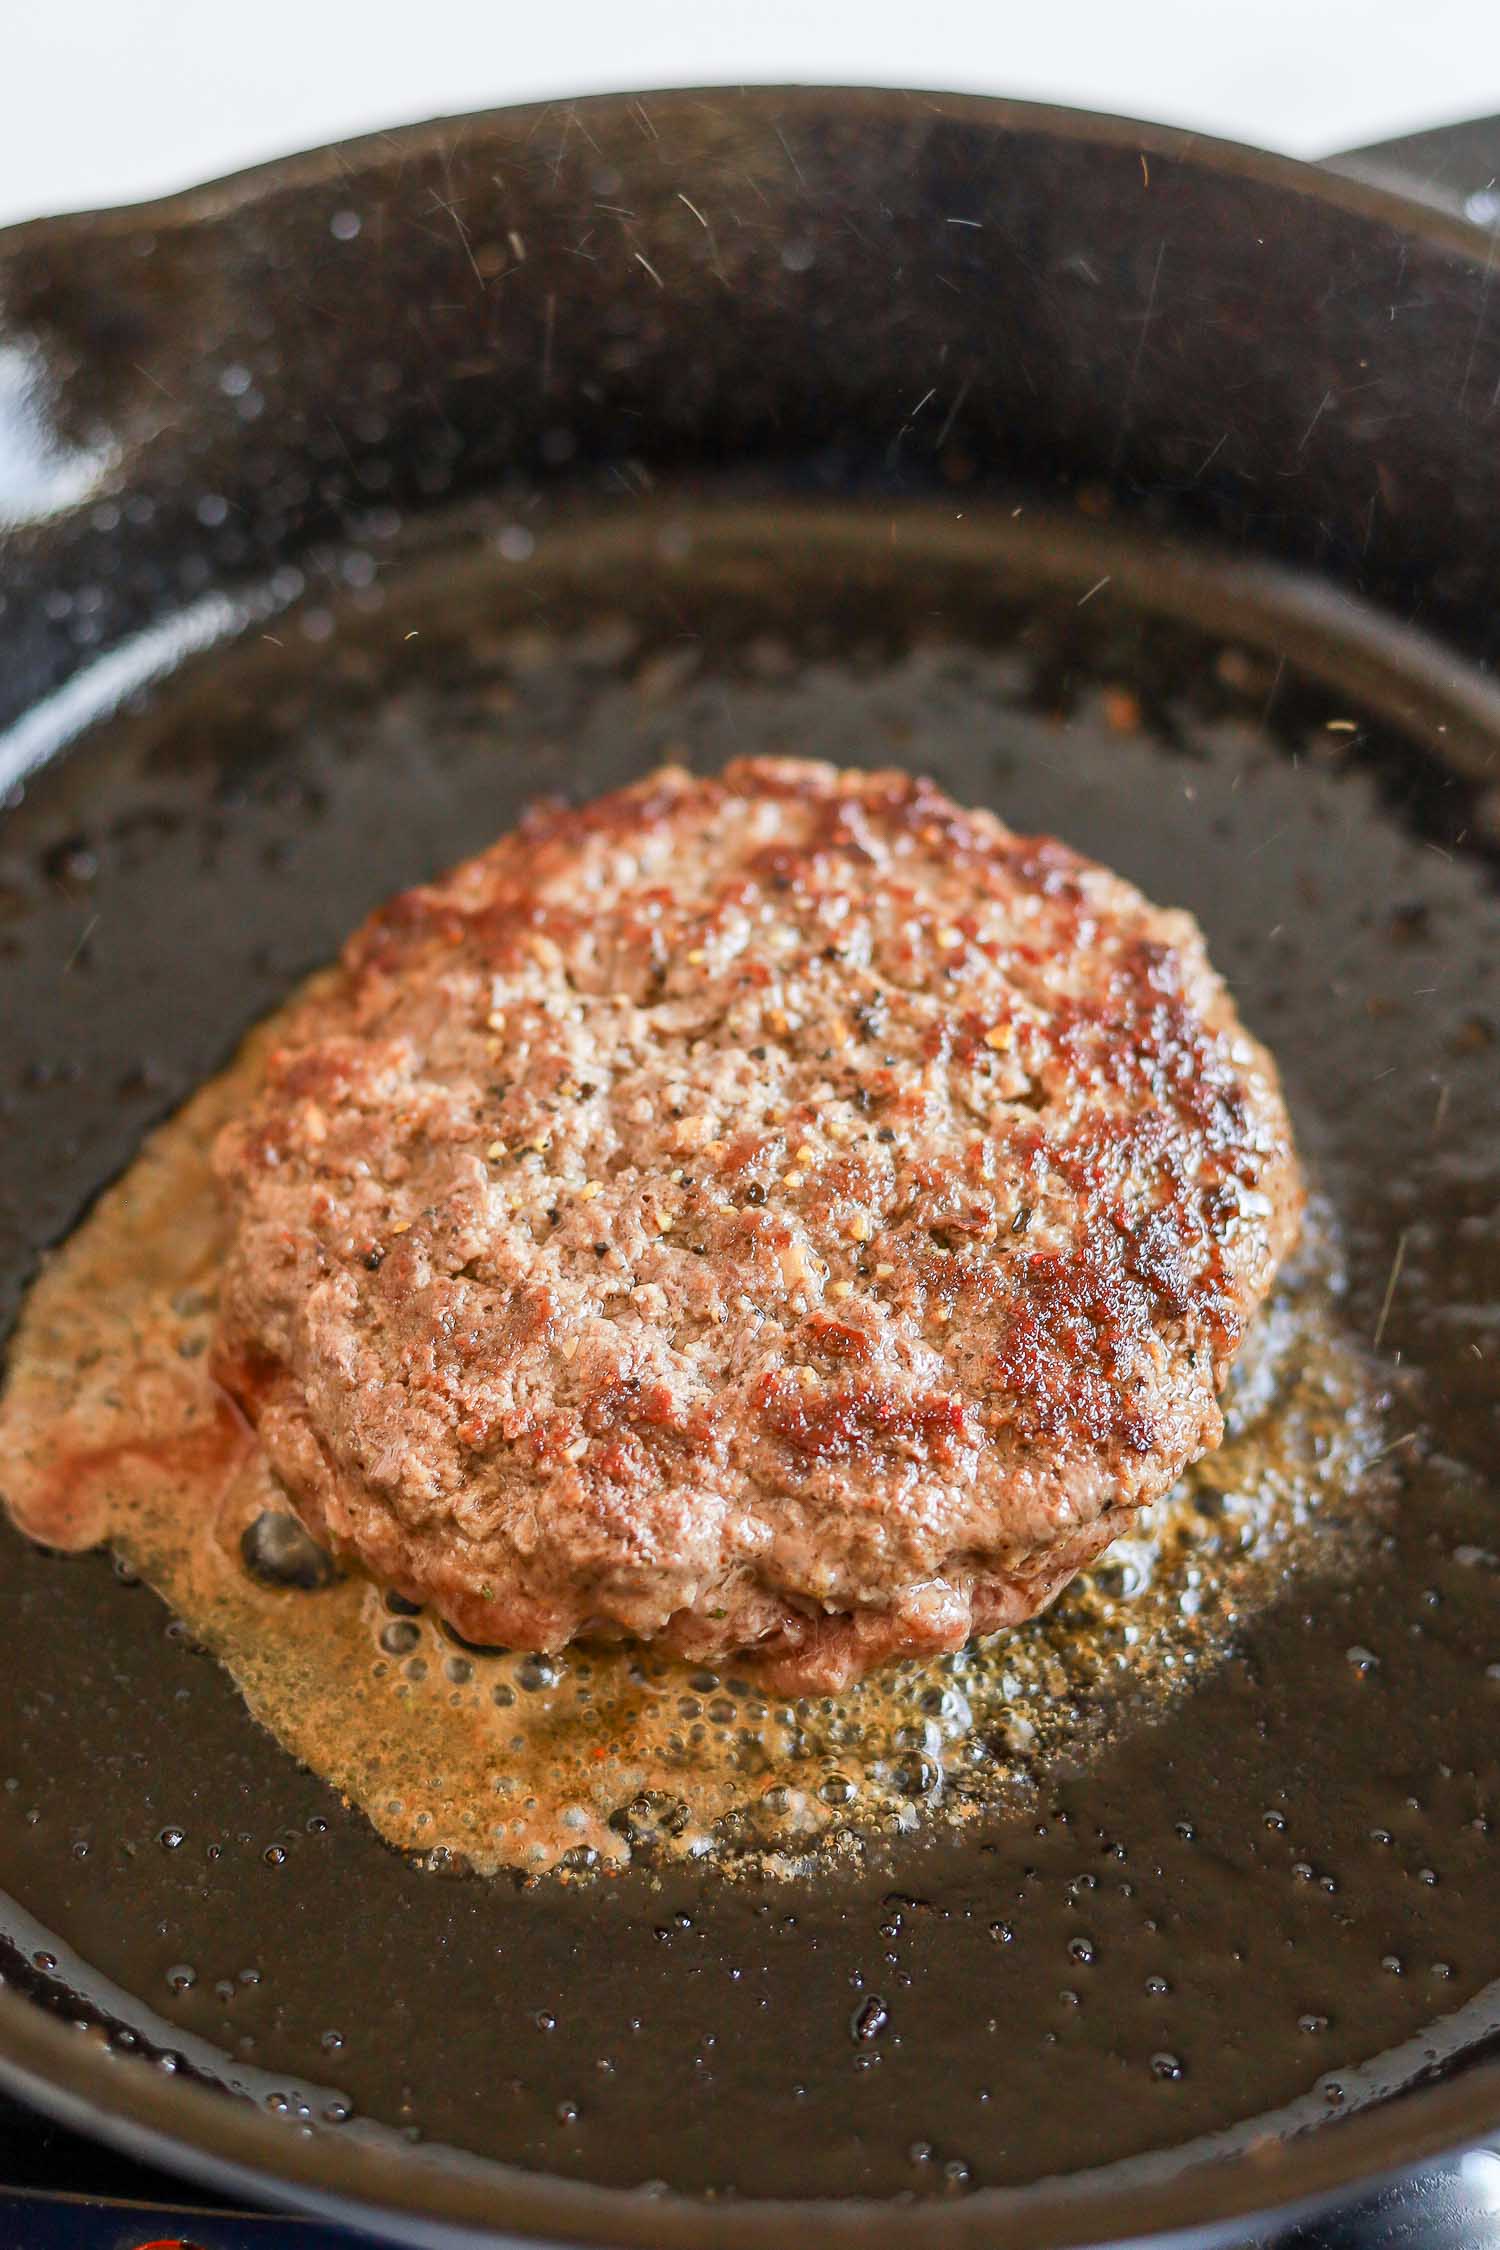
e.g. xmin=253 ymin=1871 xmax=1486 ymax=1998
xmin=210 ymin=757 xmax=1303 ymax=1689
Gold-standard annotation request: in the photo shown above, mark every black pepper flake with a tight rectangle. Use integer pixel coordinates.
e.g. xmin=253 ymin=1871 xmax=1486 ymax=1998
xmin=1011 ymin=1206 xmax=1033 ymax=1235
xmin=1387 ymin=904 xmax=1429 ymax=944
xmin=364 ymin=1248 xmax=385 ymax=1271
xmin=593 ymin=1242 xmax=608 ymax=1256
xmin=745 ymin=1183 xmax=767 ymax=1206
xmin=877 ymin=1127 xmax=897 ymax=1144
xmin=749 ymin=1046 xmax=768 ymax=1061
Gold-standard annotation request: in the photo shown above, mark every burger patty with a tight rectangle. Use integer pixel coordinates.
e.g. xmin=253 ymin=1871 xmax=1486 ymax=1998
xmin=211 ymin=757 xmax=1303 ymax=1691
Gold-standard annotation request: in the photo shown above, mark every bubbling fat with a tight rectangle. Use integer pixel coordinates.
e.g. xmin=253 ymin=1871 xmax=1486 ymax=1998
xmin=0 ymin=997 xmax=1386 ymax=1880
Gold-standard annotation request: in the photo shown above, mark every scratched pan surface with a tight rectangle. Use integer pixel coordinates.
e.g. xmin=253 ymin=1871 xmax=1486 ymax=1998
xmin=0 ymin=90 xmax=1499 ymax=2250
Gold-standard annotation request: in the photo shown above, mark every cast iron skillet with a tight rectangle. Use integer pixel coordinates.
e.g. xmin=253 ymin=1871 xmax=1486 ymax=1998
xmin=1 ymin=88 xmax=1499 ymax=2250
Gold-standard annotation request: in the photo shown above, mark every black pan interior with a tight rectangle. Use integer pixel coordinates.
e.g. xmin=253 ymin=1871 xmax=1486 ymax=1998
xmin=1 ymin=495 xmax=1498 ymax=2219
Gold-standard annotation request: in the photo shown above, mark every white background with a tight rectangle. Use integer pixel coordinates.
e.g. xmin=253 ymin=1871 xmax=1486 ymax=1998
xmin=0 ymin=0 xmax=1498 ymax=227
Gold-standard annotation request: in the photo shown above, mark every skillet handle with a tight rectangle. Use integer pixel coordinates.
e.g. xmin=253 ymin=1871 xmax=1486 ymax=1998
xmin=1325 ymin=113 xmax=1500 ymax=223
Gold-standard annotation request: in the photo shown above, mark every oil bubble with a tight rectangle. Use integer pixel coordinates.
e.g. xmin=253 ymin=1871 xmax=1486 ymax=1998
xmin=240 ymin=1510 xmax=335 ymax=1591
xmin=851 ymin=1995 xmax=889 ymax=2042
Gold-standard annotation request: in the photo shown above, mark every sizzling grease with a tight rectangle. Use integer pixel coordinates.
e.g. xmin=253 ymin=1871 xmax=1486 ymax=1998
xmin=0 ymin=998 xmax=1385 ymax=1878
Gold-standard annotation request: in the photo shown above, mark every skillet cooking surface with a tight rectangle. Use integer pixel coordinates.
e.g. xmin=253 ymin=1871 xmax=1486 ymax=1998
xmin=1 ymin=497 xmax=1498 ymax=2212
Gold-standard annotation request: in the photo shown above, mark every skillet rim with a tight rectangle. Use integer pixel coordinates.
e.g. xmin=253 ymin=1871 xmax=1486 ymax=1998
xmin=1 ymin=80 xmax=1498 ymax=2250
xmin=0 ymin=79 xmax=1486 ymax=257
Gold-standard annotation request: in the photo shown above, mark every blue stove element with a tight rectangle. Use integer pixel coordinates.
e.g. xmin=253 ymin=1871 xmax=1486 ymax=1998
xmin=0 ymin=2151 xmax=1493 ymax=2241
xmin=0 ymin=2203 xmax=357 ymax=2250
xmin=3 ymin=2100 xmax=1500 ymax=2250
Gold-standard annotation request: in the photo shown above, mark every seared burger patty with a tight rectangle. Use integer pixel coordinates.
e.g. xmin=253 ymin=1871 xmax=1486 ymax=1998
xmin=212 ymin=758 xmax=1302 ymax=1690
